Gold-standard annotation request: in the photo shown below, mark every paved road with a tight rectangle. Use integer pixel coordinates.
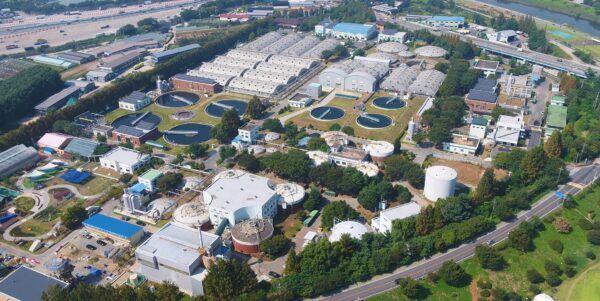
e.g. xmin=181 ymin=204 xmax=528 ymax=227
xmin=379 ymin=14 xmax=600 ymax=77
xmin=319 ymin=163 xmax=600 ymax=301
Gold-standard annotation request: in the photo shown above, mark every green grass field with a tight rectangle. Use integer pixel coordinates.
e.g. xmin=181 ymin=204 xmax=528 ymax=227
xmin=288 ymin=93 xmax=425 ymax=142
xmin=14 ymin=197 xmax=35 ymax=213
xmin=369 ymin=184 xmax=600 ymax=300
xmin=549 ymin=43 xmax=572 ymax=59
xmin=575 ymin=45 xmax=600 ymax=61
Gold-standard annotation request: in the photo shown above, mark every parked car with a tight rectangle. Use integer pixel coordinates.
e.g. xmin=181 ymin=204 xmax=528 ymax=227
xmin=96 ymin=240 xmax=107 ymax=246
xmin=83 ymin=234 xmax=92 ymax=239
xmin=268 ymin=271 xmax=281 ymax=278
xmin=85 ymin=244 xmax=97 ymax=251
xmin=135 ymin=220 xmax=146 ymax=226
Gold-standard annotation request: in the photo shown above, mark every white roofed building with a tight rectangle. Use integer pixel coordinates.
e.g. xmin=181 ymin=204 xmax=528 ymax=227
xmin=372 ymin=201 xmax=421 ymax=233
xmin=100 ymin=147 xmax=150 ymax=174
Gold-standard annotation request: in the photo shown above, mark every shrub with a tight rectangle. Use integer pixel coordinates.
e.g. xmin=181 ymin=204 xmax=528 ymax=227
xmin=565 ymin=266 xmax=577 ymax=278
xmin=563 ymin=256 xmax=576 ymax=266
xmin=546 ymin=274 xmax=562 ymax=287
xmin=259 ymin=235 xmax=291 ymax=259
xmin=526 ymin=269 xmax=544 ymax=284
xmin=578 ymin=218 xmax=594 ymax=230
xmin=586 ymin=250 xmax=596 ymax=260
xmin=477 ymin=279 xmax=492 ymax=289
xmin=529 ymin=285 xmax=541 ymax=295
xmin=548 ymin=239 xmax=563 ymax=253
xmin=587 ymin=229 xmax=600 ymax=245
xmin=544 ymin=260 xmax=562 ymax=276
xmin=439 ymin=261 xmax=470 ymax=287
xmin=119 ymin=173 xmax=133 ymax=184
xmin=427 ymin=272 xmax=439 ymax=282
xmin=553 ymin=216 xmax=571 ymax=233
xmin=480 ymin=289 xmax=490 ymax=298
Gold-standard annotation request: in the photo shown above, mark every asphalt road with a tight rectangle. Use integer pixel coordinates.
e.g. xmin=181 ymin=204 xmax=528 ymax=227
xmin=319 ymin=163 xmax=600 ymax=301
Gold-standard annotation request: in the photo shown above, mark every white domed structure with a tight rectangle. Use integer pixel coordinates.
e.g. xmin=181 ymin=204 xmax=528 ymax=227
xmin=376 ymin=42 xmax=408 ymax=53
xmin=415 ymin=46 xmax=448 ymax=58
xmin=398 ymin=50 xmax=415 ymax=59
xmin=533 ymin=294 xmax=554 ymax=301
xmin=424 ymin=166 xmax=457 ymax=202
xmin=264 ymin=132 xmax=280 ymax=142
xmin=357 ymin=162 xmax=379 ymax=177
xmin=368 ymin=52 xmax=398 ymax=63
xmin=276 ymin=183 xmax=305 ymax=210
xmin=330 ymin=221 xmax=368 ymax=242
xmin=173 ymin=201 xmax=210 ymax=228
xmin=307 ymin=151 xmax=330 ymax=166
xmin=365 ymin=140 xmax=394 ymax=162
xmin=321 ymin=131 xmax=349 ymax=148
xmin=248 ymin=145 xmax=265 ymax=154
xmin=146 ymin=198 xmax=177 ymax=220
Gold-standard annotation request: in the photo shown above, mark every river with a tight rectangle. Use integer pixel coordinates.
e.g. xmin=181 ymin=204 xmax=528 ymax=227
xmin=474 ymin=0 xmax=600 ymax=38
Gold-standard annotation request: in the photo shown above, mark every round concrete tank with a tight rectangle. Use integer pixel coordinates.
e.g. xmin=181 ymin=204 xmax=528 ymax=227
xmin=365 ymin=140 xmax=394 ymax=162
xmin=424 ymin=165 xmax=457 ymax=202
xmin=231 ymin=219 xmax=274 ymax=254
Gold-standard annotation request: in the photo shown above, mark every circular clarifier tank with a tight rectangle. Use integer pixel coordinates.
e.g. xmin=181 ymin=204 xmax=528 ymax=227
xmin=155 ymin=91 xmax=199 ymax=108
xmin=310 ymin=106 xmax=345 ymax=121
xmin=205 ymin=99 xmax=248 ymax=117
xmin=356 ymin=113 xmax=392 ymax=129
xmin=164 ymin=123 xmax=213 ymax=145
xmin=372 ymin=96 xmax=405 ymax=110
xmin=111 ymin=112 xmax=161 ymax=128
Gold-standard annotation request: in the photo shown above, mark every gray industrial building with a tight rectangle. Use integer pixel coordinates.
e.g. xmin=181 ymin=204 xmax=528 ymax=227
xmin=35 ymin=85 xmax=82 ymax=113
xmin=318 ymin=56 xmax=389 ymax=93
xmin=0 ymin=144 xmax=39 ymax=178
xmin=135 ymin=222 xmax=223 ymax=296
xmin=0 ymin=266 xmax=69 ymax=301
xmin=56 ymin=51 xmax=95 ymax=64
xmin=63 ymin=137 xmax=99 ymax=158
xmin=151 ymin=43 xmax=200 ymax=64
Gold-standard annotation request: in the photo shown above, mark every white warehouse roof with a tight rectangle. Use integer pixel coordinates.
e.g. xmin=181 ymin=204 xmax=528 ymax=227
xmin=228 ymin=76 xmax=286 ymax=95
xmin=262 ymin=33 xmax=303 ymax=54
xmin=408 ymin=69 xmax=446 ymax=96
xmin=281 ymin=36 xmax=321 ymax=56
xmin=227 ymin=49 xmax=272 ymax=61
xmin=213 ymin=56 xmax=260 ymax=69
xmin=303 ymin=39 xmax=339 ymax=59
xmin=256 ymin=62 xmax=305 ymax=77
xmin=198 ymin=62 xmax=247 ymax=76
xmin=380 ymin=64 xmax=419 ymax=92
xmin=244 ymin=32 xmax=283 ymax=51
xmin=242 ymin=69 xmax=296 ymax=85
xmin=186 ymin=70 xmax=234 ymax=86
xmin=268 ymin=54 xmax=319 ymax=69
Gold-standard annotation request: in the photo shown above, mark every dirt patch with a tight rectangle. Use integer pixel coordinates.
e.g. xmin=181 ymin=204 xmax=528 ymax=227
xmin=431 ymin=159 xmax=508 ymax=187
xmin=470 ymin=279 xmax=480 ymax=301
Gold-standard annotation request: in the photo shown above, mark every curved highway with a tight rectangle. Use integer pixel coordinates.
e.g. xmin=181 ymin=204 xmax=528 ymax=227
xmin=319 ymin=163 xmax=600 ymax=301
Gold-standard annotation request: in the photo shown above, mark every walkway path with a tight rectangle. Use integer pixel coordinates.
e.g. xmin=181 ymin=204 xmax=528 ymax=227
xmin=562 ymin=261 xmax=600 ymax=301
xmin=278 ymin=88 xmax=342 ymax=124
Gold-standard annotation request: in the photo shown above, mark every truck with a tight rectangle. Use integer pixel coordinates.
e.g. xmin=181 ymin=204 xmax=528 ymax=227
xmin=303 ymin=210 xmax=319 ymax=227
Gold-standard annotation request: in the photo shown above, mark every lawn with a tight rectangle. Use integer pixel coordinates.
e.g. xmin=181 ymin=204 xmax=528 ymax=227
xmin=549 ymin=43 xmax=572 ymax=60
xmin=575 ymin=45 xmax=600 ymax=61
xmin=10 ymin=218 xmax=55 ymax=237
xmin=14 ymin=197 xmax=35 ymax=213
xmin=369 ymin=184 xmax=600 ymax=300
xmin=74 ymin=176 xmax=115 ymax=195
xmin=288 ymin=93 xmax=425 ymax=142
xmin=368 ymin=277 xmax=471 ymax=301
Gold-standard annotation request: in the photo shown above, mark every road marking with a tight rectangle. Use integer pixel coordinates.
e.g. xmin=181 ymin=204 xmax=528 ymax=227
xmin=568 ymin=182 xmax=585 ymax=189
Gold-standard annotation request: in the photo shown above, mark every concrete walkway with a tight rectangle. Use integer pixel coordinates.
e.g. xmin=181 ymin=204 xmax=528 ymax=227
xmin=278 ymin=88 xmax=341 ymax=124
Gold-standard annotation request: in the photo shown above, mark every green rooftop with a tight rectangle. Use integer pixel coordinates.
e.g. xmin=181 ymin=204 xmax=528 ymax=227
xmin=552 ymin=95 xmax=566 ymax=102
xmin=546 ymin=105 xmax=568 ymax=129
xmin=471 ymin=117 xmax=488 ymax=126
xmin=139 ymin=169 xmax=163 ymax=181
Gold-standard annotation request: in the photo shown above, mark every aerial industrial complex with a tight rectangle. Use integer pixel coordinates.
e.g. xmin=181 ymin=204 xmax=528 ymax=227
xmin=0 ymin=0 xmax=597 ymax=300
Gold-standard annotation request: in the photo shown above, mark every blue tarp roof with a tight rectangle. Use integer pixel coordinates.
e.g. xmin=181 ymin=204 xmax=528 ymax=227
xmin=83 ymin=214 xmax=143 ymax=239
xmin=333 ymin=23 xmax=374 ymax=35
xmin=130 ymin=182 xmax=146 ymax=194
xmin=430 ymin=16 xmax=465 ymax=22
xmin=298 ymin=136 xmax=312 ymax=147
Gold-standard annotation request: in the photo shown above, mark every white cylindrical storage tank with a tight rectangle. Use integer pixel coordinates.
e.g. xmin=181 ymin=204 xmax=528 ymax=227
xmin=366 ymin=140 xmax=394 ymax=162
xmin=424 ymin=165 xmax=457 ymax=202
xmin=357 ymin=162 xmax=379 ymax=177
xmin=307 ymin=151 xmax=329 ymax=166
xmin=329 ymin=221 xmax=368 ymax=242
xmin=275 ymin=183 xmax=305 ymax=211
xmin=173 ymin=201 xmax=210 ymax=229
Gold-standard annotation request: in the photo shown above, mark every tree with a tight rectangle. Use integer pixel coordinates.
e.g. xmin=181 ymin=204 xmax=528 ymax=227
xmin=284 ymin=249 xmax=299 ymax=275
xmin=437 ymin=195 xmax=472 ymax=223
xmin=211 ymin=108 xmax=241 ymax=143
xmin=508 ymin=228 xmax=533 ymax=252
xmin=172 ymin=153 xmax=184 ymax=165
xmin=548 ymin=239 xmax=564 ymax=253
xmin=329 ymin=123 xmax=342 ymax=131
xmin=544 ymin=260 xmax=562 ymax=276
xmin=261 ymin=118 xmax=284 ymax=133
xmin=472 ymin=168 xmax=495 ymax=203
xmin=545 ymin=131 xmax=563 ymax=158
xmin=304 ymin=187 xmax=322 ymax=211
xmin=415 ymin=206 xmax=435 ymax=235
xmin=61 ymin=205 xmax=88 ymax=229
xmin=306 ymin=137 xmax=329 ymax=152
xmin=259 ymin=235 xmax=291 ymax=259
xmin=246 ymin=96 xmax=264 ymax=119
xmin=396 ymin=277 xmax=423 ymax=299
xmin=185 ymin=143 xmax=208 ymax=158
xmin=428 ymin=124 xmax=452 ymax=147
xmin=203 ymin=259 xmax=258 ymax=301
xmin=587 ymin=229 xmax=600 ymax=245
xmin=357 ymin=182 xmax=380 ymax=211
xmin=260 ymin=150 xmax=311 ymax=182
xmin=526 ymin=269 xmax=544 ymax=284
xmin=136 ymin=144 xmax=153 ymax=155
xmin=321 ymin=201 xmax=359 ymax=229
xmin=156 ymin=172 xmax=183 ymax=192
xmin=475 ymin=245 xmax=506 ymax=271
xmin=352 ymin=48 xmax=365 ymax=57
xmin=520 ymin=147 xmax=546 ymax=184
xmin=341 ymin=126 xmax=354 ymax=136
xmin=117 ymin=24 xmax=137 ymax=36
xmin=119 ymin=173 xmax=132 ymax=184
xmin=553 ymin=217 xmax=571 ymax=233
xmin=137 ymin=17 xmax=159 ymax=33
xmin=237 ymin=151 xmax=260 ymax=172
xmin=219 ymin=145 xmax=237 ymax=161
xmin=439 ymin=260 xmax=469 ymax=287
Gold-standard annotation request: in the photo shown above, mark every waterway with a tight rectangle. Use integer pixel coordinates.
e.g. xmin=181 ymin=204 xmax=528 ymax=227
xmin=474 ymin=0 xmax=600 ymax=38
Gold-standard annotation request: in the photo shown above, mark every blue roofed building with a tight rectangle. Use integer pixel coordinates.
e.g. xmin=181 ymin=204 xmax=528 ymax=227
xmin=332 ymin=23 xmax=376 ymax=41
xmin=83 ymin=213 xmax=144 ymax=245
xmin=151 ymin=43 xmax=200 ymax=65
xmin=426 ymin=16 xmax=465 ymax=29
xmin=0 ymin=266 xmax=69 ymax=301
